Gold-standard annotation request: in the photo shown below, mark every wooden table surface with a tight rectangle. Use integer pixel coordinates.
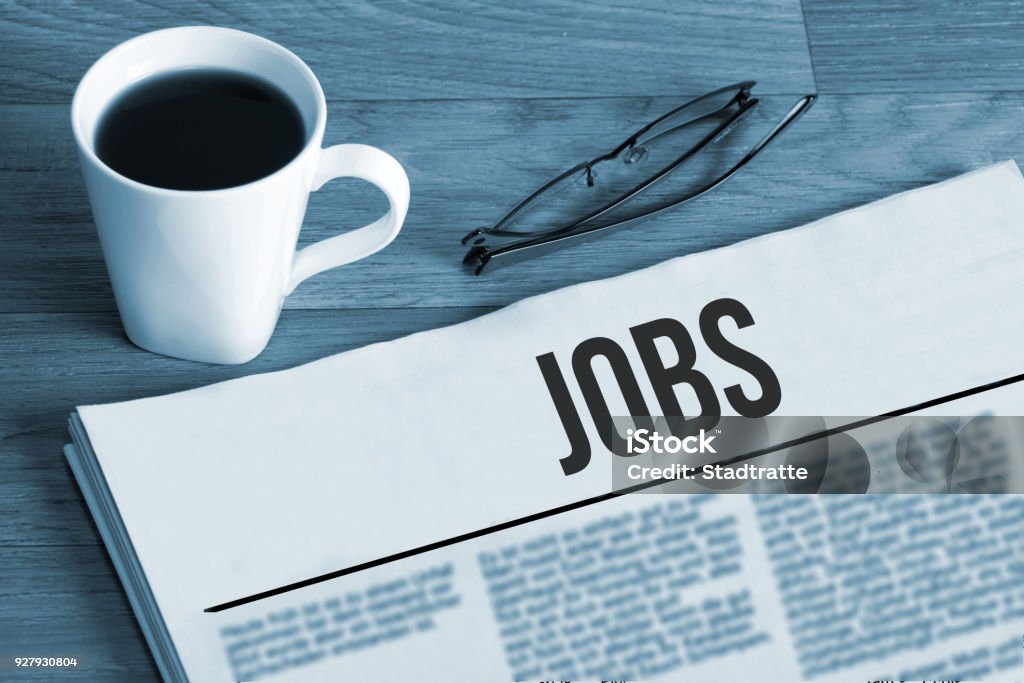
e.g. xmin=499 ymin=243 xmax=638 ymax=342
xmin=2 ymin=0 xmax=1024 ymax=679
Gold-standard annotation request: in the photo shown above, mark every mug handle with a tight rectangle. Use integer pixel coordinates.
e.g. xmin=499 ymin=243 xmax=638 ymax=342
xmin=286 ymin=144 xmax=410 ymax=294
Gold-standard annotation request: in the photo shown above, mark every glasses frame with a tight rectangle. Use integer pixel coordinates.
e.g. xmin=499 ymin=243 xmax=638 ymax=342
xmin=462 ymin=81 xmax=816 ymax=275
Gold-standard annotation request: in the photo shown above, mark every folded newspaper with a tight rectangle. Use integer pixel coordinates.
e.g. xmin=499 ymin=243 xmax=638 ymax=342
xmin=67 ymin=161 xmax=1024 ymax=682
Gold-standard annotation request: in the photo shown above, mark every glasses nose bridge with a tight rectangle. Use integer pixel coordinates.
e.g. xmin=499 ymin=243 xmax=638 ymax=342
xmin=461 ymin=226 xmax=489 ymax=245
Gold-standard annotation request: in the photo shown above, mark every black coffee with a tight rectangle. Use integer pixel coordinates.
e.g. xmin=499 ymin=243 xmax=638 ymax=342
xmin=96 ymin=69 xmax=306 ymax=191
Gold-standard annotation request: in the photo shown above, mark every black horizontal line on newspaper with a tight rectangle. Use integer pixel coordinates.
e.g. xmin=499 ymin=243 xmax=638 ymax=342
xmin=204 ymin=370 xmax=1024 ymax=613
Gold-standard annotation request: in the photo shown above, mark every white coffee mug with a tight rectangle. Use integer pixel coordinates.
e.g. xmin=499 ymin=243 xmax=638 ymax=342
xmin=71 ymin=26 xmax=410 ymax=364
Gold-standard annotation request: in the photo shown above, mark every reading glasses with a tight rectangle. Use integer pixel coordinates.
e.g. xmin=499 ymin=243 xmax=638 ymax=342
xmin=462 ymin=81 xmax=816 ymax=275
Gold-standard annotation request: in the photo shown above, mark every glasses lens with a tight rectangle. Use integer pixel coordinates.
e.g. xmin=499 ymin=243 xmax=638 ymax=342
xmin=487 ymin=85 xmax=750 ymax=239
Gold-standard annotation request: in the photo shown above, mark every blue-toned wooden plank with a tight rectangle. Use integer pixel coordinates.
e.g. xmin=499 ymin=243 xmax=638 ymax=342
xmin=4 ymin=92 xmax=1024 ymax=313
xmin=0 ymin=544 xmax=159 ymax=681
xmin=0 ymin=0 xmax=814 ymax=104
xmin=803 ymin=0 xmax=1024 ymax=93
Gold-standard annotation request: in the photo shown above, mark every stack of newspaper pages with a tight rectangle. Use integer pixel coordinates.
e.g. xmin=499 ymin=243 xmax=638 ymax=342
xmin=68 ymin=161 xmax=1024 ymax=682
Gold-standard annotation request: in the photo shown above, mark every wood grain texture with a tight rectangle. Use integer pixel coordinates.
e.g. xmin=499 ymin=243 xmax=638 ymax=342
xmin=1 ymin=1 xmax=803 ymax=677
xmin=0 ymin=0 xmax=814 ymax=104
xmin=802 ymin=0 xmax=1024 ymax=93
xmin=4 ymin=88 xmax=1024 ymax=539
xmin=3 ymin=0 xmax=1023 ymax=680
xmin=0 ymin=546 xmax=160 ymax=681
xmin=5 ymin=92 xmax=1024 ymax=313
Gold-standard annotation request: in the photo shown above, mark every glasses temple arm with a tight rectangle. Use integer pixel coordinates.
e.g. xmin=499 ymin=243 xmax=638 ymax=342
xmin=657 ymin=93 xmax=817 ymax=206
xmin=740 ymin=93 xmax=816 ymax=165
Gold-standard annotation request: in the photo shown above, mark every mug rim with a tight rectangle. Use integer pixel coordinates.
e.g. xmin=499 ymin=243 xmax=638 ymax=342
xmin=71 ymin=26 xmax=327 ymax=197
